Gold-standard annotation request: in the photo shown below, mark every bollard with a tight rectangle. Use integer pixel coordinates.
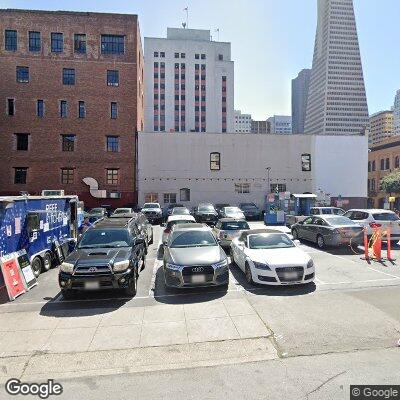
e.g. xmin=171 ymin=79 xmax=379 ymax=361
xmin=363 ymin=227 xmax=369 ymax=260
xmin=372 ymin=227 xmax=382 ymax=261
xmin=387 ymin=227 xmax=394 ymax=261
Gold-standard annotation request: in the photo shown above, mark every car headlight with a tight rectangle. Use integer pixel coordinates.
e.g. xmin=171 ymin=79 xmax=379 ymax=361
xmin=307 ymin=259 xmax=314 ymax=269
xmin=113 ymin=260 xmax=130 ymax=272
xmin=60 ymin=262 xmax=74 ymax=274
xmin=212 ymin=259 xmax=229 ymax=269
xmin=166 ymin=263 xmax=182 ymax=271
xmin=253 ymin=261 xmax=271 ymax=270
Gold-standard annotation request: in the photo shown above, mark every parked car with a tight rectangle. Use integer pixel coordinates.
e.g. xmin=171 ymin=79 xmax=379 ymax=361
xmin=215 ymin=203 xmax=231 ymax=217
xmin=310 ymin=207 xmax=345 ymax=216
xmin=83 ymin=212 xmax=104 ymax=225
xmin=59 ymin=217 xmax=147 ymax=298
xmin=239 ymin=203 xmax=262 ymax=220
xmin=230 ymin=229 xmax=314 ymax=285
xmin=192 ymin=203 xmax=219 ymax=225
xmin=291 ymin=215 xmax=364 ymax=249
xmin=213 ymin=218 xmax=250 ymax=249
xmin=219 ymin=206 xmax=246 ymax=220
xmin=161 ymin=215 xmax=196 ymax=244
xmin=343 ymin=209 xmax=400 ymax=244
xmin=141 ymin=203 xmax=163 ymax=224
xmin=112 ymin=207 xmax=134 ymax=215
xmin=88 ymin=207 xmax=108 ymax=217
xmin=163 ymin=203 xmax=185 ymax=221
xmin=163 ymin=223 xmax=229 ymax=288
xmin=171 ymin=207 xmax=191 ymax=216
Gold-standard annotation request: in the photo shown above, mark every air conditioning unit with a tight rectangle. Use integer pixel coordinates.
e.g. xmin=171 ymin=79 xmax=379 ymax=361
xmin=41 ymin=190 xmax=65 ymax=196
xmin=109 ymin=192 xmax=122 ymax=199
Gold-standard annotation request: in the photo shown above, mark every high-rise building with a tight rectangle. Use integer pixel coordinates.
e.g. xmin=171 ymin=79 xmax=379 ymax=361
xmin=368 ymin=111 xmax=394 ymax=145
xmin=292 ymin=69 xmax=311 ymax=134
xmin=394 ymin=89 xmax=400 ymax=136
xmin=304 ymin=0 xmax=369 ymax=135
xmin=144 ymin=28 xmax=234 ymax=133
xmin=251 ymin=120 xmax=269 ymax=134
xmin=267 ymin=115 xmax=292 ymax=134
xmin=0 ymin=9 xmax=144 ymax=207
xmin=234 ymin=110 xmax=252 ymax=133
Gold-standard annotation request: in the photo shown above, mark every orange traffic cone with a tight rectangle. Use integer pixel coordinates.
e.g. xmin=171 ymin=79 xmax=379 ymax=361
xmin=372 ymin=228 xmax=382 ymax=261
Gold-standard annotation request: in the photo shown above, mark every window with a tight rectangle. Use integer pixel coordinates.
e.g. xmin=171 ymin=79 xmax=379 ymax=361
xmin=380 ymin=159 xmax=385 ymax=170
xmin=372 ymin=160 xmax=376 ymax=171
xmin=154 ymin=51 xmax=158 ymax=57
xmin=160 ymin=52 xmax=165 ymax=58
xmin=7 ymin=99 xmax=15 ymax=116
xmin=16 ymin=134 xmax=29 ymax=151
xmin=101 ymin=35 xmax=125 ymax=54
xmin=107 ymin=136 xmax=119 ymax=152
xmin=218 ymin=54 xmax=223 ymax=61
xmin=210 ymin=152 xmax=221 ymax=171
xmin=62 ymin=135 xmax=75 ymax=151
xmin=61 ymin=168 xmax=74 ymax=184
xmin=180 ymin=188 xmax=190 ymax=202
xmin=235 ymin=183 xmax=250 ymax=194
xmin=145 ymin=193 xmax=158 ymax=203
xmin=386 ymin=158 xmax=390 ymax=170
xmin=29 ymin=31 xmax=41 ymax=52
xmin=111 ymin=102 xmax=118 ymax=119
xmin=16 ymin=66 xmax=29 ymax=83
xmin=270 ymin=184 xmax=287 ymax=193
xmin=395 ymin=156 xmax=399 ymax=169
xmin=14 ymin=168 xmax=27 ymax=184
xmin=301 ymin=153 xmax=311 ymax=171
xmin=174 ymin=53 xmax=179 ymax=58
xmin=181 ymin=53 xmax=185 ymax=58
xmin=74 ymin=34 xmax=86 ymax=53
xmin=37 ymin=100 xmax=44 ymax=117
xmin=106 ymin=169 xmax=119 ymax=184
xmin=107 ymin=70 xmax=119 ymax=86
xmin=5 ymin=30 xmax=17 ymax=51
xmin=60 ymin=100 xmax=68 ymax=118
xmin=78 ymin=101 xmax=86 ymax=118
xmin=195 ymin=54 xmax=199 ymax=59
xmin=222 ymin=76 xmax=227 ymax=82
xmin=62 ymin=68 xmax=75 ymax=85
xmin=51 ymin=33 xmax=63 ymax=52
xmin=163 ymin=193 xmax=177 ymax=203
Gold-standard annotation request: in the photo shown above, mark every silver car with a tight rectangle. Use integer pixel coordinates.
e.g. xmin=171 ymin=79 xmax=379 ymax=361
xmin=219 ymin=207 xmax=246 ymax=220
xmin=161 ymin=215 xmax=196 ymax=244
xmin=213 ymin=218 xmax=250 ymax=248
xmin=163 ymin=223 xmax=229 ymax=288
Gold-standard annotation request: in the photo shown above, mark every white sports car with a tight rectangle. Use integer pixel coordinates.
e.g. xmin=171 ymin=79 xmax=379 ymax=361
xmin=230 ymin=229 xmax=315 ymax=285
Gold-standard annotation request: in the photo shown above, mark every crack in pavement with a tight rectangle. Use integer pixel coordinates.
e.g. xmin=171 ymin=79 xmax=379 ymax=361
xmin=305 ymin=370 xmax=347 ymax=399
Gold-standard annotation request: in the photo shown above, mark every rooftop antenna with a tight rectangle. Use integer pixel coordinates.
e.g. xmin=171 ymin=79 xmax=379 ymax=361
xmin=183 ymin=6 xmax=189 ymax=28
xmin=215 ymin=28 xmax=220 ymax=41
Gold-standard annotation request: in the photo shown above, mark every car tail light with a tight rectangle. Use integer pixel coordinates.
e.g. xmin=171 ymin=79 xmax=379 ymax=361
xmin=369 ymin=222 xmax=382 ymax=228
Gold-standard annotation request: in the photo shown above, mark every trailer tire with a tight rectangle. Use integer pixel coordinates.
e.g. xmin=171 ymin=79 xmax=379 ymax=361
xmin=31 ymin=257 xmax=42 ymax=278
xmin=42 ymin=252 xmax=52 ymax=272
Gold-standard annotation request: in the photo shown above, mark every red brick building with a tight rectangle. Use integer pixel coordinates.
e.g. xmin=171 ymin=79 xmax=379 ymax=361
xmin=0 ymin=9 xmax=144 ymax=208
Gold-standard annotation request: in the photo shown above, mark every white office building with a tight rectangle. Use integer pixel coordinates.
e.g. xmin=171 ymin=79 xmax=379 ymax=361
xmin=394 ymin=89 xmax=400 ymax=136
xmin=234 ymin=110 xmax=252 ymax=133
xmin=144 ymin=28 xmax=234 ymax=133
xmin=267 ymin=115 xmax=292 ymax=134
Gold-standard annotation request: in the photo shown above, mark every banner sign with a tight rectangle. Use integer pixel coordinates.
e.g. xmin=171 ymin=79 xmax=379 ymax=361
xmin=16 ymin=250 xmax=38 ymax=290
xmin=0 ymin=254 xmax=26 ymax=301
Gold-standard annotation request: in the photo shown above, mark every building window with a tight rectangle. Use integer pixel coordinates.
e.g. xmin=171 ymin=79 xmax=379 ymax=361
xmin=107 ymin=136 xmax=119 ymax=152
xmin=16 ymin=133 xmax=29 ymax=151
xmin=210 ymin=152 xmax=221 ymax=171
xmin=195 ymin=54 xmax=199 ymax=59
xmin=181 ymin=53 xmax=185 ymax=58
xmin=372 ymin=160 xmax=376 ymax=171
xmin=63 ymin=68 xmax=75 ymax=85
xmin=107 ymin=70 xmax=119 ymax=86
xmin=222 ymin=76 xmax=226 ymax=82
xmin=16 ymin=66 xmax=29 ymax=83
xmin=111 ymin=102 xmax=118 ymax=119
xmin=78 ymin=101 xmax=86 ymax=118
xmin=74 ymin=34 xmax=86 ymax=54
xmin=29 ymin=31 xmax=41 ymax=52
xmin=380 ymin=159 xmax=385 ymax=170
xmin=395 ymin=156 xmax=399 ymax=169
xmin=60 ymin=100 xmax=68 ymax=118
xmin=154 ymin=51 xmax=158 ymax=57
xmin=160 ymin=52 xmax=165 ymax=58
xmin=7 ymin=99 xmax=15 ymax=116
xmin=101 ymin=35 xmax=125 ymax=54
xmin=106 ymin=169 xmax=119 ymax=185
xmin=145 ymin=193 xmax=158 ymax=203
xmin=51 ymin=32 xmax=63 ymax=53
xmin=180 ymin=188 xmax=190 ymax=202
xmin=37 ymin=100 xmax=44 ymax=117
xmin=5 ymin=30 xmax=17 ymax=51
xmin=270 ymin=183 xmax=287 ymax=193
xmin=386 ymin=158 xmax=390 ymax=170
xmin=163 ymin=193 xmax=177 ymax=203
xmin=235 ymin=183 xmax=250 ymax=194
xmin=174 ymin=52 xmax=179 ymax=58
xmin=218 ymin=54 xmax=223 ymax=60
xmin=14 ymin=167 xmax=27 ymax=184
xmin=61 ymin=134 xmax=75 ymax=151
xmin=301 ymin=153 xmax=311 ymax=171
xmin=61 ymin=168 xmax=74 ymax=184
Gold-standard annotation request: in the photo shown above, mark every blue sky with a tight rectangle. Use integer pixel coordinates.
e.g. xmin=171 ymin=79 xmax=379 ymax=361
xmin=2 ymin=0 xmax=399 ymax=119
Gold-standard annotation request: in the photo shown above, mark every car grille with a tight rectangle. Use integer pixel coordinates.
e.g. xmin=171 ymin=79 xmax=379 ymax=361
xmin=276 ymin=266 xmax=304 ymax=282
xmin=182 ymin=265 xmax=214 ymax=283
xmin=74 ymin=265 xmax=112 ymax=276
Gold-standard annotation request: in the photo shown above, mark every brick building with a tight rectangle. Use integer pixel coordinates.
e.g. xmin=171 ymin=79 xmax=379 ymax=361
xmin=0 ymin=9 xmax=144 ymax=208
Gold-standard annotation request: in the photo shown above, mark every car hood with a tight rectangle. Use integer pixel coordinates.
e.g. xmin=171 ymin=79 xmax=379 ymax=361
xmin=66 ymin=247 xmax=131 ymax=265
xmin=196 ymin=210 xmax=217 ymax=215
xmin=168 ymin=246 xmax=225 ymax=266
xmin=226 ymin=212 xmax=245 ymax=218
xmin=247 ymin=246 xmax=310 ymax=267
xmin=142 ymin=208 xmax=161 ymax=212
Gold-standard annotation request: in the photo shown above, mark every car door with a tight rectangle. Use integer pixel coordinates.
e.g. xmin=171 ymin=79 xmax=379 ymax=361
xmin=233 ymin=233 xmax=247 ymax=271
xmin=298 ymin=217 xmax=314 ymax=240
xmin=310 ymin=217 xmax=326 ymax=244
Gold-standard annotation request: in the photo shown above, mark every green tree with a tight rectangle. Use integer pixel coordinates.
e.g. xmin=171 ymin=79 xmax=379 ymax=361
xmin=380 ymin=170 xmax=400 ymax=194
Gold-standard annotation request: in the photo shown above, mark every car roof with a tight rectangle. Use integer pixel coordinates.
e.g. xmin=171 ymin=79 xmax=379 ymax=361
xmin=218 ymin=217 xmax=247 ymax=222
xmin=109 ymin=212 xmax=138 ymax=219
xmin=167 ymin=215 xmax=195 ymax=222
xmin=317 ymin=214 xmax=347 ymax=219
xmin=347 ymin=209 xmax=393 ymax=213
xmin=240 ymin=228 xmax=284 ymax=238
xmin=92 ymin=218 xmax=133 ymax=229
xmin=172 ymin=223 xmax=209 ymax=232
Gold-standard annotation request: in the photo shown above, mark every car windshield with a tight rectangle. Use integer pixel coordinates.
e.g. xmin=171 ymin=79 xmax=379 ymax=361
xmin=199 ymin=205 xmax=215 ymax=212
xmin=143 ymin=203 xmax=159 ymax=209
xmin=167 ymin=219 xmax=193 ymax=229
xmin=321 ymin=208 xmax=333 ymax=214
xmin=114 ymin=209 xmax=130 ymax=214
xmin=225 ymin=207 xmax=242 ymax=213
xmin=248 ymin=233 xmax=295 ymax=249
xmin=78 ymin=229 xmax=133 ymax=248
xmin=221 ymin=221 xmax=250 ymax=230
xmin=326 ymin=216 xmax=357 ymax=226
xmin=172 ymin=208 xmax=190 ymax=215
xmin=372 ymin=212 xmax=399 ymax=221
xmin=170 ymin=230 xmax=217 ymax=248
xmin=89 ymin=208 xmax=103 ymax=214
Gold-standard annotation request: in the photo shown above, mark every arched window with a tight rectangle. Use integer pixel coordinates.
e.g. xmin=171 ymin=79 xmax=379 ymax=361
xmin=380 ymin=159 xmax=385 ymax=170
xmin=180 ymin=188 xmax=190 ymax=202
xmin=395 ymin=156 xmax=399 ymax=169
xmin=385 ymin=158 xmax=390 ymax=170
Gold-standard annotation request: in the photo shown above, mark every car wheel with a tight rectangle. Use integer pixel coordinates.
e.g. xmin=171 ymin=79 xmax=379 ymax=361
xmin=42 ymin=252 xmax=53 ymax=272
xmin=61 ymin=289 xmax=75 ymax=300
xmin=31 ymin=257 xmax=42 ymax=278
xmin=317 ymin=235 xmax=325 ymax=249
xmin=125 ymin=270 xmax=138 ymax=297
xmin=292 ymin=229 xmax=299 ymax=240
xmin=245 ymin=263 xmax=254 ymax=285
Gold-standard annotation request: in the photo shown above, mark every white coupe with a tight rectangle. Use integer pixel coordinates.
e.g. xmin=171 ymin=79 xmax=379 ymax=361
xmin=230 ymin=229 xmax=315 ymax=285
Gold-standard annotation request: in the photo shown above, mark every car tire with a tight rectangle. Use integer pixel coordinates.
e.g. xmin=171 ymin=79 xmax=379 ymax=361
xmin=245 ymin=263 xmax=254 ymax=285
xmin=61 ymin=289 xmax=75 ymax=300
xmin=125 ymin=270 xmax=138 ymax=297
xmin=316 ymin=235 xmax=325 ymax=249
xmin=42 ymin=252 xmax=53 ymax=272
xmin=31 ymin=257 xmax=42 ymax=278
xmin=292 ymin=229 xmax=299 ymax=240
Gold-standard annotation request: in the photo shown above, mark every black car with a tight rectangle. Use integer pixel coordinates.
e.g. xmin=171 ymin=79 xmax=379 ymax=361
xmin=59 ymin=217 xmax=147 ymax=298
xmin=192 ymin=203 xmax=218 ymax=225
xmin=239 ymin=203 xmax=262 ymax=220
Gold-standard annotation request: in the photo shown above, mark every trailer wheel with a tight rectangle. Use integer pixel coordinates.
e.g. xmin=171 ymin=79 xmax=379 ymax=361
xmin=31 ymin=257 xmax=42 ymax=278
xmin=42 ymin=252 xmax=52 ymax=272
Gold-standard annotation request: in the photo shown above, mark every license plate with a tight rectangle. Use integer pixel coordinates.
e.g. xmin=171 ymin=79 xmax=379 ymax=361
xmin=283 ymin=272 xmax=298 ymax=280
xmin=85 ymin=281 xmax=99 ymax=290
xmin=191 ymin=275 xmax=206 ymax=284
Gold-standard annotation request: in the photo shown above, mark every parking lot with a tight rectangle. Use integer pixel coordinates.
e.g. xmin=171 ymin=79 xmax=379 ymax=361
xmin=1 ymin=221 xmax=400 ymax=387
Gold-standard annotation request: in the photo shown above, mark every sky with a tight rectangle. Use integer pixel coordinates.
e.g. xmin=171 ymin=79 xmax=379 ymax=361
xmin=2 ymin=0 xmax=400 ymax=119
